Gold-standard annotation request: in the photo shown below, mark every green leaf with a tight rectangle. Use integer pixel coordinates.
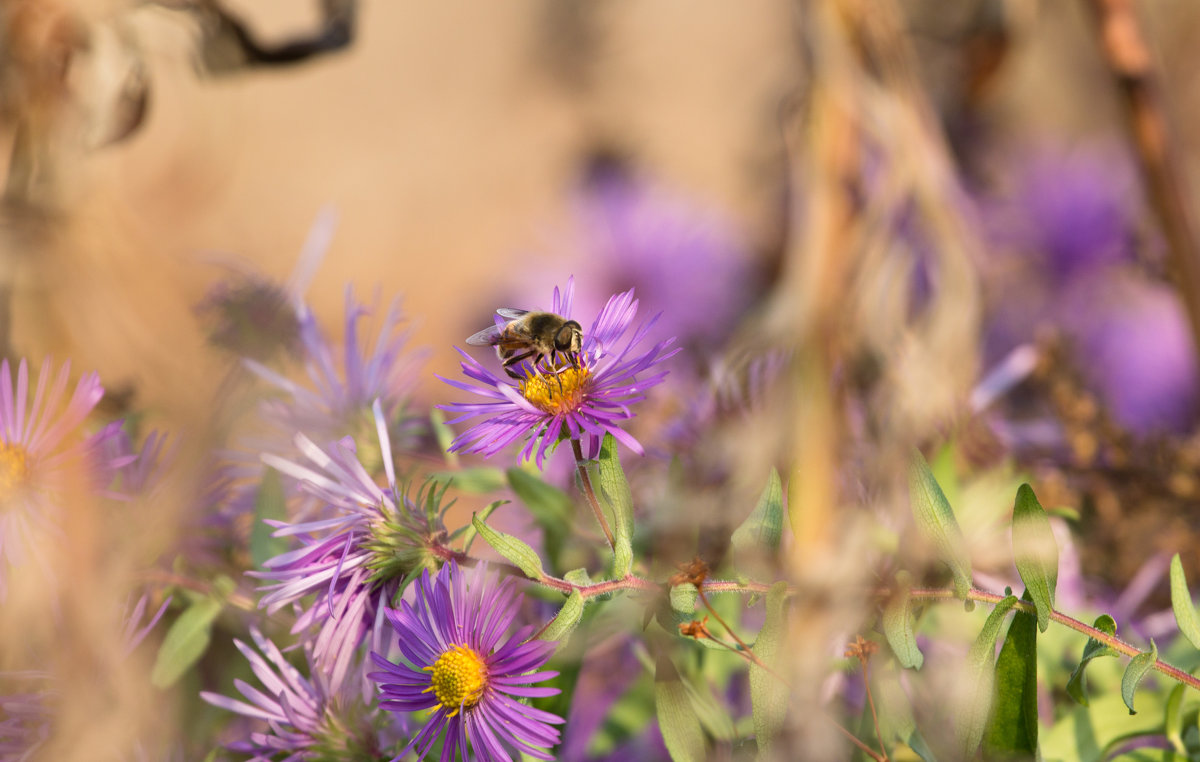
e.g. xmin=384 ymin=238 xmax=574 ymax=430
xmin=982 ymin=604 xmax=1039 ymax=757
xmin=1066 ymin=614 xmax=1120 ymax=706
xmin=250 ymin=468 xmax=289 ymax=568
xmin=957 ymin=594 xmax=1018 ymax=759
xmin=470 ymin=514 xmax=544 ymax=579
xmin=150 ymin=597 xmax=222 ymax=688
xmin=1165 ymin=683 xmax=1186 ymax=753
xmin=453 ymin=500 xmax=505 ymax=551
xmin=882 ymin=571 xmax=923 ymax=670
xmin=540 ymin=590 xmax=584 ymax=645
xmin=430 ymin=467 xmax=506 ymax=493
xmin=563 ymin=567 xmax=593 ymax=586
xmin=731 ymin=468 xmax=784 ymax=554
xmin=655 ymin=654 xmax=707 ymax=762
xmin=670 ymin=583 xmax=698 ymax=615
xmin=507 ymin=467 xmax=572 ymax=569
xmin=1122 ymin=639 xmax=1158 ymax=715
xmin=597 ymin=433 xmax=634 ymax=566
xmin=909 ymin=450 xmax=972 ymax=599
xmin=750 ymin=582 xmax=789 ymax=759
xmin=1011 ymin=484 xmax=1058 ymax=632
xmin=1169 ymin=554 xmax=1200 ymax=651
xmin=430 ymin=408 xmax=457 ymax=465
xmin=613 ymin=534 xmax=633 ymax=579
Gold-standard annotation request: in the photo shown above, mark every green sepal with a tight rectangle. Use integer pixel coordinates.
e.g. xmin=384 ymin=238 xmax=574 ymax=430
xmin=982 ymin=600 xmax=1039 ymax=757
xmin=909 ymin=450 xmax=972 ymax=600
xmin=1011 ymin=484 xmax=1058 ymax=632
xmin=1066 ymin=614 xmax=1119 ymax=706
xmin=882 ymin=570 xmax=923 ymax=670
xmin=750 ymin=582 xmax=789 ymax=759
xmin=1169 ymin=554 xmax=1200 ymax=651
xmin=470 ymin=513 xmax=544 ymax=579
xmin=731 ymin=468 xmax=783 ymax=554
xmin=249 ymin=467 xmax=288 ymax=568
xmin=957 ymin=593 xmax=1018 ymax=759
xmin=1122 ymin=639 xmax=1158 ymax=715
xmin=655 ymin=653 xmax=707 ymax=762
xmin=151 ymin=597 xmax=223 ymax=688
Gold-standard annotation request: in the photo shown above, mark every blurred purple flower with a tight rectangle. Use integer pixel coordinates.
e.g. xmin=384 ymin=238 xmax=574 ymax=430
xmin=253 ymin=401 xmax=447 ymax=693
xmin=369 ymin=561 xmax=563 ymax=762
xmin=201 ymin=627 xmax=392 ymax=761
xmin=0 ymin=673 xmax=52 ymax=762
xmin=440 ymin=280 xmax=676 ymax=467
xmin=0 ymin=358 xmax=104 ymax=596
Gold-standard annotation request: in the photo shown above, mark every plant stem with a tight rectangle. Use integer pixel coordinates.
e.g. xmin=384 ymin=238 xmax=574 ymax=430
xmin=571 ymin=438 xmax=616 ymax=549
xmin=908 ymin=586 xmax=1200 ymax=693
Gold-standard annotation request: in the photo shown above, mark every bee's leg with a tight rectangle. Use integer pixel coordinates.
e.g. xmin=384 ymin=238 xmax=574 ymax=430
xmin=502 ymin=350 xmax=536 ymax=379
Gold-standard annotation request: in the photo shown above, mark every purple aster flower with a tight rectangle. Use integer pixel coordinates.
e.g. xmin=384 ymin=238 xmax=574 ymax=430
xmin=0 ymin=358 xmax=104 ymax=597
xmin=369 ymin=561 xmax=564 ymax=762
xmin=253 ymin=401 xmax=450 ymax=692
xmin=201 ymin=627 xmax=396 ymax=761
xmin=440 ymin=279 xmax=676 ymax=467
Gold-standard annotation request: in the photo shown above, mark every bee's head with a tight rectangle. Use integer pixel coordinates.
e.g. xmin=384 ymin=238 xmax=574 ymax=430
xmin=555 ymin=320 xmax=583 ymax=354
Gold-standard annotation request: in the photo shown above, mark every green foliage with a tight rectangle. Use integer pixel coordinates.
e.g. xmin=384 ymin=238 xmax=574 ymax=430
xmin=908 ymin=449 xmax=973 ymax=600
xmin=1066 ymin=614 xmax=1120 ymax=707
xmin=883 ymin=570 xmax=923 ymax=670
xmin=540 ymin=590 xmax=585 ymax=646
xmin=597 ymin=434 xmax=635 ymax=576
xmin=1122 ymin=640 xmax=1158 ymax=715
xmin=152 ymin=595 xmax=225 ymax=689
xmin=507 ymin=467 xmax=572 ymax=570
xmin=453 ymin=499 xmax=505 ymax=551
xmin=470 ymin=513 xmax=544 ymax=579
xmin=982 ymin=604 xmax=1039 ymax=758
xmin=731 ymin=468 xmax=783 ymax=555
xmin=655 ymin=653 xmax=707 ymax=762
xmin=249 ymin=467 xmax=288 ymax=568
xmin=1170 ymin=554 xmax=1200 ymax=651
xmin=957 ymin=593 xmax=1018 ymax=759
xmin=750 ymin=582 xmax=789 ymax=760
xmin=1011 ymin=484 xmax=1058 ymax=633
xmin=429 ymin=466 xmax=506 ymax=493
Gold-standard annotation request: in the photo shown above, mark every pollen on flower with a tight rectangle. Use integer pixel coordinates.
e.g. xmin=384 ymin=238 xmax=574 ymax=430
xmin=519 ymin=366 xmax=591 ymax=414
xmin=0 ymin=442 xmax=31 ymax=504
xmin=423 ymin=644 xmax=488 ymax=715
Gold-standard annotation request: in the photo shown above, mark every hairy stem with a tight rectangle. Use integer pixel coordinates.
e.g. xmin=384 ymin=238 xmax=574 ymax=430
xmin=571 ymin=438 xmax=616 ymax=549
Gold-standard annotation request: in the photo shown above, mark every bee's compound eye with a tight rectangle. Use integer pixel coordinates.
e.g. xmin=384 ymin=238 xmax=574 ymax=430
xmin=557 ymin=322 xmax=583 ymax=351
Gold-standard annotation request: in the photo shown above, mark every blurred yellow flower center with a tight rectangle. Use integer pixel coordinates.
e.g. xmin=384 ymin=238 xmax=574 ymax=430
xmin=519 ymin=367 xmax=590 ymax=414
xmin=0 ymin=442 xmax=30 ymax=503
xmin=424 ymin=644 xmax=487 ymax=715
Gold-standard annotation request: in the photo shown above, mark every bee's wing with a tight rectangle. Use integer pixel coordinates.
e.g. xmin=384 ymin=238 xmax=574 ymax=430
xmin=495 ymin=308 xmax=529 ymax=319
xmin=466 ymin=323 xmax=506 ymax=346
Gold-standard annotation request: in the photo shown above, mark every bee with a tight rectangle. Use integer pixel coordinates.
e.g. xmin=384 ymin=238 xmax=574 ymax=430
xmin=466 ymin=309 xmax=583 ymax=379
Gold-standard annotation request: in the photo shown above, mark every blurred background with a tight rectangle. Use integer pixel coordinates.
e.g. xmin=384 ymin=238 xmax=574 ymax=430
xmin=6 ymin=0 xmax=1200 ymax=758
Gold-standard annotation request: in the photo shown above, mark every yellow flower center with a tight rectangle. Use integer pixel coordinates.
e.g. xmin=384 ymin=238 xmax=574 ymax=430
xmin=519 ymin=366 xmax=591 ymax=414
xmin=424 ymin=644 xmax=488 ymax=715
xmin=0 ymin=442 xmax=31 ymax=504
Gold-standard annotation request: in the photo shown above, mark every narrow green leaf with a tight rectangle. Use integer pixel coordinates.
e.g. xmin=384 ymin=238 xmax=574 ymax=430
xmin=1169 ymin=554 xmax=1200 ymax=651
xmin=597 ymin=433 xmax=634 ymax=554
xmin=453 ymin=500 xmax=505 ymax=551
xmin=1012 ymin=484 xmax=1059 ymax=632
xmin=150 ymin=598 xmax=222 ymax=688
xmin=983 ymin=604 xmax=1039 ymax=757
xmin=250 ymin=468 xmax=288 ymax=568
xmin=882 ymin=571 xmax=923 ymax=670
xmin=539 ymin=590 xmax=584 ymax=645
xmin=613 ymin=533 xmax=633 ymax=579
xmin=563 ymin=567 xmax=592 ymax=586
xmin=1122 ymin=640 xmax=1158 ymax=715
xmin=1165 ymin=683 xmax=1186 ymax=753
xmin=470 ymin=514 xmax=544 ymax=579
xmin=750 ymin=582 xmax=789 ymax=759
xmin=430 ymin=408 xmax=457 ymax=465
xmin=670 ymin=583 xmax=698 ymax=615
xmin=1066 ymin=614 xmax=1120 ymax=706
xmin=655 ymin=654 xmax=707 ymax=762
xmin=731 ymin=468 xmax=783 ymax=554
xmin=909 ymin=450 xmax=972 ymax=599
xmin=430 ymin=467 xmax=506 ymax=493
xmin=957 ymin=594 xmax=1018 ymax=759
